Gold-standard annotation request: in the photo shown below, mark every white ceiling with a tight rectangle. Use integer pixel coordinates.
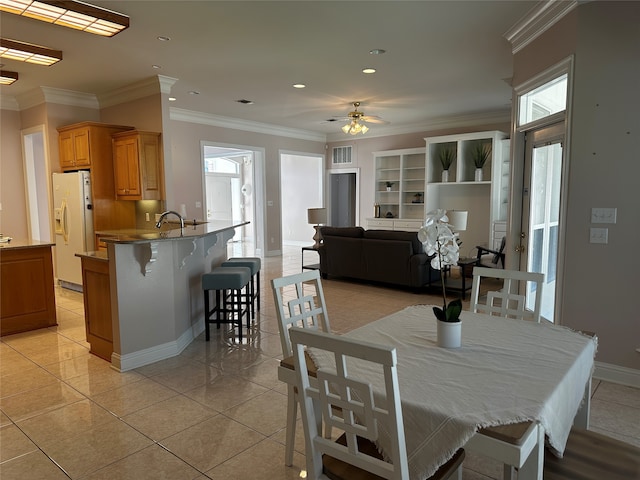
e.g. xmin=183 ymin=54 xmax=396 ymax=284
xmin=0 ymin=1 xmax=542 ymax=138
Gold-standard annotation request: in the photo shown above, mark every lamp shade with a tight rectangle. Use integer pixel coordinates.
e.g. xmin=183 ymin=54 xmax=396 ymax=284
xmin=447 ymin=210 xmax=468 ymax=232
xmin=307 ymin=208 xmax=327 ymax=225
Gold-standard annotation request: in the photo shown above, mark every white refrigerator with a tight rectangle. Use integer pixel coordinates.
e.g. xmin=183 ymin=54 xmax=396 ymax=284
xmin=52 ymin=171 xmax=94 ymax=291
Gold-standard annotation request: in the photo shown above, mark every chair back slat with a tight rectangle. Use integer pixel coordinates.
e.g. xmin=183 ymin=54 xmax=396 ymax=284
xmin=271 ymin=270 xmax=330 ymax=356
xmin=470 ymin=266 xmax=545 ymax=322
xmin=290 ymin=327 xmax=408 ymax=480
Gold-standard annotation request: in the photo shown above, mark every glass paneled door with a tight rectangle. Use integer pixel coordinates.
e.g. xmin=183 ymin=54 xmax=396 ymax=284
xmin=520 ymin=122 xmax=565 ymax=322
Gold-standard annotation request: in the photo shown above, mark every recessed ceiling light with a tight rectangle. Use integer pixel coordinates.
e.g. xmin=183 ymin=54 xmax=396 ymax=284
xmin=362 ymin=68 xmax=376 ymax=74
xmin=188 ymin=90 xmax=200 ymax=95
xmin=369 ymin=49 xmax=386 ymax=55
xmin=157 ymin=36 xmax=170 ymax=41
xmin=293 ymin=83 xmax=306 ymax=89
xmin=236 ymin=99 xmax=254 ymax=105
xmin=168 ymin=97 xmax=176 ymax=101
xmin=152 ymin=64 xmax=161 ymax=69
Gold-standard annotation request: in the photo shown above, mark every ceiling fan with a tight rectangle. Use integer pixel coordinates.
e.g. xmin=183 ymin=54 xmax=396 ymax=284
xmin=326 ymin=102 xmax=389 ymax=135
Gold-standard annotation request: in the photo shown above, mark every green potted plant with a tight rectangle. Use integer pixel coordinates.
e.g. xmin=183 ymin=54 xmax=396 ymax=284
xmin=439 ymin=147 xmax=455 ymax=182
xmin=472 ymin=143 xmax=491 ymax=181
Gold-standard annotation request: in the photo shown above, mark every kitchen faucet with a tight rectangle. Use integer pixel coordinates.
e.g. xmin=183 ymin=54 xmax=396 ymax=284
xmin=155 ymin=210 xmax=184 ymax=229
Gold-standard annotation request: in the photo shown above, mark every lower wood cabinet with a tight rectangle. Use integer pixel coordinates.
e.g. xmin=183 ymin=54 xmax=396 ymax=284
xmin=79 ymin=254 xmax=113 ymax=361
xmin=1 ymin=243 xmax=57 ymax=336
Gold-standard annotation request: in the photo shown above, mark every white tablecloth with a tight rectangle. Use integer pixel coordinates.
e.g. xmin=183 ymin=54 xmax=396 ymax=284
xmin=308 ymin=305 xmax=597 ymax=479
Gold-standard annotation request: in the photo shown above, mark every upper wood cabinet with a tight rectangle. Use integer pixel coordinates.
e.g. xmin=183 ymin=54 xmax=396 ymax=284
xmin=57 ymin=122 xmax=132 ymax=171
xmin=112 ymin=130 xmax=163 ymax=200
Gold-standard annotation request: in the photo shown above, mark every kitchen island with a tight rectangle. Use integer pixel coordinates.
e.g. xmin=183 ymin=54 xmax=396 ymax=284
xmin=1 ymin=239 xmax=57 ymax=336
xmin=91 ymin=220 xmax=247 ymax=371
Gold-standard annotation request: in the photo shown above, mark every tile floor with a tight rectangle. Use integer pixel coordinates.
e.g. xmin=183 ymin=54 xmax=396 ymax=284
xmin=1 ymin=244 xmax=639 ymax=479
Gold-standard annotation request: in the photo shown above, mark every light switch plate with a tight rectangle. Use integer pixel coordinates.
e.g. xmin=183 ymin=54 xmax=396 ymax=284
xmin=589 ymin=227 xmax=608 ymax=244
xmin=591 ymin=207 xmax=617 ymax=224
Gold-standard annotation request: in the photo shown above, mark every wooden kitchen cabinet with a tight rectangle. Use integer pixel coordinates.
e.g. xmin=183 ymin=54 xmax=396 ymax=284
xmin=58 ymin=122 xmax=131 ymax=172
xmin=79 ymin=253 xmax=113 ymax=361
xmin=112 ymin=130 xmax=163 ymax=200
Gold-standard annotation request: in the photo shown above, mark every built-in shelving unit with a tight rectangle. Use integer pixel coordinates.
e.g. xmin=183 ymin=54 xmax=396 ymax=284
xmin=368 ymin=147 xmax=425 ymax=231
xmin=425 ymin=131 xmax=509 ymax=250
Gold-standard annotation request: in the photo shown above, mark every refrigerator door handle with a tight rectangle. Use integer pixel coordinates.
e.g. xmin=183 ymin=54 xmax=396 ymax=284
xmin=55 ymin=200 xmax=69 ymax=244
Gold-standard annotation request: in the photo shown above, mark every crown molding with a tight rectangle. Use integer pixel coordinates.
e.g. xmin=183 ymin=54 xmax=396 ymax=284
xmin=98 ymin=75 xmax=178 ymax=108
xmin=5 ymin=86 xmax=99 ymax=111
xmin=0 ymin=95 xmax=19 ymax=111
xmin=325 ymin=109 xmax=511 ymax=142
xmin=505 ymin=0 xmax=582 ymax=54
xmin=170 ymin=107 xmax=326 ymax=143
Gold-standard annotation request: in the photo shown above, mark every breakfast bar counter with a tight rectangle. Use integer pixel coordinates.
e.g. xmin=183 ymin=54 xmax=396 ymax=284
xmin=92 ymin=221 xmax=247 ymax=371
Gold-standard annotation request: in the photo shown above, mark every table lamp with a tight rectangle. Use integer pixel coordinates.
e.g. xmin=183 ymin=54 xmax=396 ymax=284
xmin=307 ymin=208 xmax=327 ymax=248
xmin=447 ymin=210 xmax=468 ymax=232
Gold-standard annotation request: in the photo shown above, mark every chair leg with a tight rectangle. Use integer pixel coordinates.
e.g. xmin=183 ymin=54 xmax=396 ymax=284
xmin=204 ymin=288 xmax=210 ymax=341
xmin=285 ymin=384 xmax=297 ymax=466
xmin=256 ymin=271 xmax=261 ymax=312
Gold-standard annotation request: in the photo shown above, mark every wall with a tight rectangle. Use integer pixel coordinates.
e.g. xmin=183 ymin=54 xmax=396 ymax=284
xmin=0 ymin=109 xmax=27 ymax=238
xmin=326 ymin=124 xmax=510 ymax=230
xmin=168 ymin=119 xmax=325 ymax=255
xmin=514 ymin=2 xmax=639 ymax=372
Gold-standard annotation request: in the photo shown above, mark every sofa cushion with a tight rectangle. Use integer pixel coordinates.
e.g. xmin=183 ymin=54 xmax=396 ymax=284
xmin=320 ymin=226 xmax=364 ymax=238
xmin=364 ymin=229 xmax=424 ymax=254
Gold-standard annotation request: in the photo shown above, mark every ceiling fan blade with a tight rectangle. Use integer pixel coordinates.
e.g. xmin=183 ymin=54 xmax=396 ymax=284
xmin=361 ymin=116 xmax=389 ymax=124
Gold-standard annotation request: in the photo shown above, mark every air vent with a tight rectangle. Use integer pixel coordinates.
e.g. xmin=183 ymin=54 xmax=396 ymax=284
xmin=332 ymin=146 xmax=352 ymax=165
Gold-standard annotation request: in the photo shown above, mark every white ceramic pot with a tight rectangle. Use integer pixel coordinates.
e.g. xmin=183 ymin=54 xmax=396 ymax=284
xmin=442 ymin=170 xmax=449 ymax=183
xmin=475 ymin=168 xmax=483 ymax=182
xmin=437 ymin=319 xmax=461 ymax=348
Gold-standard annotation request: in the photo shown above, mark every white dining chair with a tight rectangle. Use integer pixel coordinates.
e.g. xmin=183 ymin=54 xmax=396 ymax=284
xmin=290 ymin=326 xmax=465 ymax=480
xmin=470 ymin=266 xmax=545 ymax=322
xmin=271 ymin=269 xmax=331 ymax=466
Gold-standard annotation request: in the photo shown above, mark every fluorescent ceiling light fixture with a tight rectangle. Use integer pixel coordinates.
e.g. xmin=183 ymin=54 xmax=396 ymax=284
xmin=0 ymin=37 xmax=62 ymax=65
xmin=0 ymin=0 xmax=129 ymax=37
xmin=0 ymin=69 xmax=18 ymax=84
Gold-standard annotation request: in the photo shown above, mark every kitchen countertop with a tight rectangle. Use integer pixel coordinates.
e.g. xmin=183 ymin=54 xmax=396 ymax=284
xmin=96 ymin=220 xmax=248 ymax=244
xmin=0 ymin=238 xmax=55 ymax=250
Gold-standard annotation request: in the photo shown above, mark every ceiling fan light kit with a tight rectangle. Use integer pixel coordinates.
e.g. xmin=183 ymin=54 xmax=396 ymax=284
xmin=341 ymin=101 xmax=376 ymax=136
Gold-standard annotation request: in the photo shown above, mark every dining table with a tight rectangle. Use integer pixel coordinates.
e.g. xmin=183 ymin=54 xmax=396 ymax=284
xmin=307 ymin=304 xmax=597 ymax=480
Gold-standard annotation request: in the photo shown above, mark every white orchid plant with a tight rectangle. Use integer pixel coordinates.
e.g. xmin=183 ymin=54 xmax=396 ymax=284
xmin=418 ymin=209 xmax=463 ymax=323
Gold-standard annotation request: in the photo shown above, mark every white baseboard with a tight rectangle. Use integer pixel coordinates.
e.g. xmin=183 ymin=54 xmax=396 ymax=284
xmin=111 ymin=320 xmax=204 ymax=372
xmin=593 ymin=361 xmax=640 ymax=388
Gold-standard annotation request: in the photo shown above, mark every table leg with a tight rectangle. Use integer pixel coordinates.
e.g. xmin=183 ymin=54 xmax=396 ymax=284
xmin=573 ymin=377 xmax=592 ymax=429
xmin=516 ymin=423 xmax=544 ymax=480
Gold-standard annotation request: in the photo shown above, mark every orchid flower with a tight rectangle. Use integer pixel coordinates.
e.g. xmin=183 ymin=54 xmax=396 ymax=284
xmin=418 ymin=209 xmax=462 ymax=322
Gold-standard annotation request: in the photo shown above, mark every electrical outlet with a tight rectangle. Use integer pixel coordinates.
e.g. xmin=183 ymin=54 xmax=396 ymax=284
xmin=145 ymin=212 xmax=150 ymax=222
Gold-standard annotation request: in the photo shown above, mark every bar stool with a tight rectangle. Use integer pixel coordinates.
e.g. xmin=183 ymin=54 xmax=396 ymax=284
xmin=202 ymin=266 xmax=252 ymax=341
xmin=221 ymin=257 xmax=261 ymax=320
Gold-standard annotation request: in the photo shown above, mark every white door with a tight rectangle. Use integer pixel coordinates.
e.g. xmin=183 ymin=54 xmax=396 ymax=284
xmin=519 ymin=122 xmax=565 ymax=322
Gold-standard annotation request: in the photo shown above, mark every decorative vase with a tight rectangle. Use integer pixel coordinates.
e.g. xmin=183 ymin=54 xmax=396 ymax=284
xmin=386 ymin=186 xmax=392 ymax=191
xmin=475 ymin=168 xmax=483 ymax=182
xmin=437 ymin=319 xmax=461 ymax=348
xmin=442 ymin=170 xmax=449 ymax=183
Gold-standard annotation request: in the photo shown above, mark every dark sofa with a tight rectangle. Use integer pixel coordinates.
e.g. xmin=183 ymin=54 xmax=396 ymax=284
xmin=318 ymin=226 xmax=439 ymax=288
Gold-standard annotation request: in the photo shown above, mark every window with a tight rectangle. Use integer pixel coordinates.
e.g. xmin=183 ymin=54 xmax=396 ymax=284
xmin=204 ymin=156 xmax=240 ymax=174
xmin=518 ymin=73 xmax=567 ymax=126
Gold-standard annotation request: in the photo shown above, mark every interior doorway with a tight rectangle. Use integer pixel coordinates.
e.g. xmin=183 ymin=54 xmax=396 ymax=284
xmin=202 ymin=143 xmax=262 ymax=253
xmin=21 ymin=125 xmax=52 ymax=242
xmin=328 ymin=168 xmax=359 ymax=227
xmin=279 ymin=152 xmax=324 ymax=247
